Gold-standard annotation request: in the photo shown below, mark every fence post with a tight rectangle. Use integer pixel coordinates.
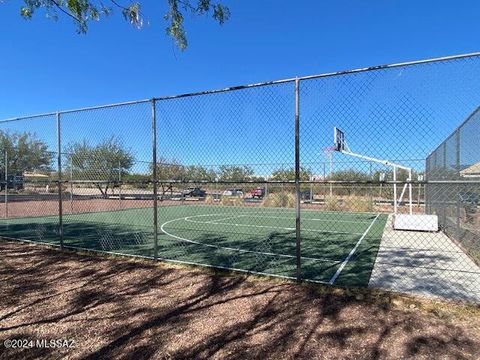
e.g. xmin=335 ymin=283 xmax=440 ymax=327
xmin=152 ymin=99 xmax=158 ymax=260
xmin=442 ymin=144 xmax=447 ymax=229
xmin=295 ymin=78 xmax=301 ymax=282
xmin=425 ymin=156 xmax=431 ymax=214
xmin=455 ymin=129 xmax=461 ymax=239
xmin=4 ymin=149 xmax=8 ymax=219
xmin=57 ymin=112 xmax=64 ymax=248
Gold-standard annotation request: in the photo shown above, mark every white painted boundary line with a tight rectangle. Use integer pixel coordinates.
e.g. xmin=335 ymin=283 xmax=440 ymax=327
xmin=184 ymin=216 xmax=364 ymax=236
xmin=208 ymin=221 xmax=364 ymax=236
xmin=248 ymin=215 xmax=374 ymax=224
xmin=204 ymin=214 xmax=246 ymax=224
xmin=160 ymin=214 xmax=338 ymax=263
xmin=179 ymin=203 xmax=382 ymax=216
xmin=328 ymin=213 xmax=381 ymax=285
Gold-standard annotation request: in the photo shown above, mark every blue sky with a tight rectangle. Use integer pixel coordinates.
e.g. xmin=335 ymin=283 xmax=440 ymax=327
xmin=1 ymin=0 xmax=479 ymax=116
xmin=1 ymin=0 xmax=480 ymax=175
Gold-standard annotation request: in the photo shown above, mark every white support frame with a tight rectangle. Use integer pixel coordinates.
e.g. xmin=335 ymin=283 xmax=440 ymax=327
xmin=334 ymin=128 xmax=413 ymax=215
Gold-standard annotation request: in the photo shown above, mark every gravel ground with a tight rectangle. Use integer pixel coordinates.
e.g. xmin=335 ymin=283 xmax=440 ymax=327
xmin=0 ymin=239 xmax=479 ymax=360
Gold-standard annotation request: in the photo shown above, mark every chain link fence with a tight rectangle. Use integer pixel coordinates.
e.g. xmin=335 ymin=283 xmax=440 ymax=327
xmin=1 ymin=53 xmax=480 ymax=303
xmin=426 ymin=108 xmax=480 ymax=270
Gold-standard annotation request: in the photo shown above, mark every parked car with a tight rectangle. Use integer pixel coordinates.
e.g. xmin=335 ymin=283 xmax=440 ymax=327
xmin=182 ymin=187 xmax=206 ymax=198
xmin=0 ymin=174 xmax=24 ymax=191
xmin=222 ymin=188 xmax=244 ymax=197
xmin=251 ymin=187 xmax=265 ymax=199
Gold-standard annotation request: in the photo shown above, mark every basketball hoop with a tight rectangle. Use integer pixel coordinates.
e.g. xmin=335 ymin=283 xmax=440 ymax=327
xmin=323 ymin=146 xmax=337 ymax=156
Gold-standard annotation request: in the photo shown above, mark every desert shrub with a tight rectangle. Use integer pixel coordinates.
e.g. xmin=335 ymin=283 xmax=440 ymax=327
xmin=204 ymin=195 xmax=216 ymax=205
xmin=46 ymin=184 xmax=68 ymax=193
xmin=343 ymin=195 xmax=374 ymax=212
xmin=263 ymin=193 xmax=295 ymax=208
xmin=221 ymin=196 xmax=243 ymax=206
xmin=324 ymin=195 xmax=340 ymax=211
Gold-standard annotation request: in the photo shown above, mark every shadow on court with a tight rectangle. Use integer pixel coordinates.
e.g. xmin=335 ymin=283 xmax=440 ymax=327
xmin=0 ymin=216 xmax=385 ymax=287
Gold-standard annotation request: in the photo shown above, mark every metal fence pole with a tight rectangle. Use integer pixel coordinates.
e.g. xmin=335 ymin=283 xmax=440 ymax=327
xmin=118 ymin=160 xmax=122 ymax=209
xmin=70 ymin=155 xmax=74 ymax=214
xmin=442 ymin=144 xmax=447 ymax=228
xmin=295 ymin=78 xmax=301 ymax=282
xmin=152 ymin=99 xmax=158 ymax=260
xmin=455 ymin=129 xmax=461 ymax=239
xmin=425 ymin=157 xmax=430 ymax=214
xmin=323 ymin=163 xmax=326 ymax=202
xmin=4 ymin=149 xmax=8 ymax=219
xmin=57 ymin=112 xmax=64 ymax=248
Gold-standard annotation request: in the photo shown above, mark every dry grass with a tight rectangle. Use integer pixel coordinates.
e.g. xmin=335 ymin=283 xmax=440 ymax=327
xmin=324 ymin=195 xmax=340 ymax=211
xmin=343 ymin=195 xmax=374 ymax=212
xmin=220 ymin=196 xmax=243 ymax=206
xmin=1 ymin=239 xmax=479 ymax=360
xmin=204 ymin=195 xmax=216 ymax=205
xmin=262 ymin=193 xmax=295 ymax=208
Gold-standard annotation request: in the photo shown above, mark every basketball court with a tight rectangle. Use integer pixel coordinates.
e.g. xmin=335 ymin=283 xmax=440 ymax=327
xmin=0 ymin=204 xmax=388 ymax=286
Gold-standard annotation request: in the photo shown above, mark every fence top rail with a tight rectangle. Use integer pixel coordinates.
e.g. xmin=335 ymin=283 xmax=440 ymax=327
xmin=1 ymin=51 xmax=480 ymax=122
xmin=0 ymin=99 xmax=151 ymax=124
xmin=426 ymin=105 xmax=480 ymax=160
xmin=153 ymin=51 xmax=480 ymax=101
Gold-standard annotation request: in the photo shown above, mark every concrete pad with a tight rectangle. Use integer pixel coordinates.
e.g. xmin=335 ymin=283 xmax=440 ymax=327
xmin=369 ymin=215 xmax=480 ymax=303
xmin=394 ymin=214 xmax=438 ymax=231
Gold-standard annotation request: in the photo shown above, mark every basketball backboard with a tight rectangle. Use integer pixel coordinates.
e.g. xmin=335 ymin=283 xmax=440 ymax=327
xmin=334 ymin=127 xmax=345 ymax=151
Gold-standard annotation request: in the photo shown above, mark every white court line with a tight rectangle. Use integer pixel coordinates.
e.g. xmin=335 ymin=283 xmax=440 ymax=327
xmin=184 ymin=217 xmax=365 ymax=236
xmin=179 ymin=203 xmax=381 ymax=216
xmin=328 ymin=213 xmax=381 ymax=285
xmin=247 ymin=215 xmax=374 ymax=224
xmin=160 ymin=214 xmax=337 ymax=263
xmin=204 ymin=215 xmax=246 ymax=224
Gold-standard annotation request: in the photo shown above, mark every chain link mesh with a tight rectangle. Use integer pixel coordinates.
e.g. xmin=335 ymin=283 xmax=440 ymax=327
xmin=1 ymin=54 xmax=480 ymax=303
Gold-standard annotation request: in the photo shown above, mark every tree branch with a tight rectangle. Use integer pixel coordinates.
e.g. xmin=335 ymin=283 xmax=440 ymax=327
xmin=109 ymin=0 xmax=129 ymax=12
xmin=50 ymin=0 xmax=83 ymax=24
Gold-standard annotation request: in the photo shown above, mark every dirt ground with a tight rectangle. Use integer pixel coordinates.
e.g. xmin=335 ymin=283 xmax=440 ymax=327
xmin=0 ymin=240 xmax=479 ymax=360
xmin=0 ymin=194 xmax=423 ymax=219
xmin=0 ymin=199 xmax=153 ymax=218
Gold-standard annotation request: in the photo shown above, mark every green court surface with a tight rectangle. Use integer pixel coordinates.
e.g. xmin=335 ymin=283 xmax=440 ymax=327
xmin=0 ymin=205 xmax=388 ymax=287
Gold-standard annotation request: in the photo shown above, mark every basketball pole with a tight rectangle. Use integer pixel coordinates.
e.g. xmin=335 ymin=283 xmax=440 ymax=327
xmin=329 ymin=151 xmax=333 ymax=197
xmin=338 ymin=151 xmax=412 ymax=214
xmin=393 ymin=166 xmax=397 ymax=214
xmin=333 ymin=128 xmax=412 ymax=215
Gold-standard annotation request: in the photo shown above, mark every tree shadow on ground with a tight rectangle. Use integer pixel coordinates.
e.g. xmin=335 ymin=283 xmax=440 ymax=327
xmin=1 ymin=239 xmax=479 ymax=359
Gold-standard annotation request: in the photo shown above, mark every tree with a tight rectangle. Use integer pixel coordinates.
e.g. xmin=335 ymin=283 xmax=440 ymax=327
xmin=0 ymin=130 xmax=53 ymax=175
xmin=325 ymin=169 xmax=372 ymax=197
xmin=218 ymin=165 xmax=254 ymax=182
xmin=184 ymin=165 xmax=217 ymax=182
xmin=66 ymin=136 xmax=134 ymax=198
xmin=153 ymin=159 xmax=218 ymax=199
xmin=155 ymin=157 xmax=185 ymax=182
xmin=327 ymin=169 xmax=372 ymax=182
xmin=270 ymin=167 xmax=313 ymax=181
xmin=372 ymin=169 xmax=420 ymax=182
xmin=270 ymin=167 xmax=313 ymax=195
xmin=16 ymin=0 xmax=230 ymax=49
xmin=153 ymin=157 xmax=182 ymax=199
